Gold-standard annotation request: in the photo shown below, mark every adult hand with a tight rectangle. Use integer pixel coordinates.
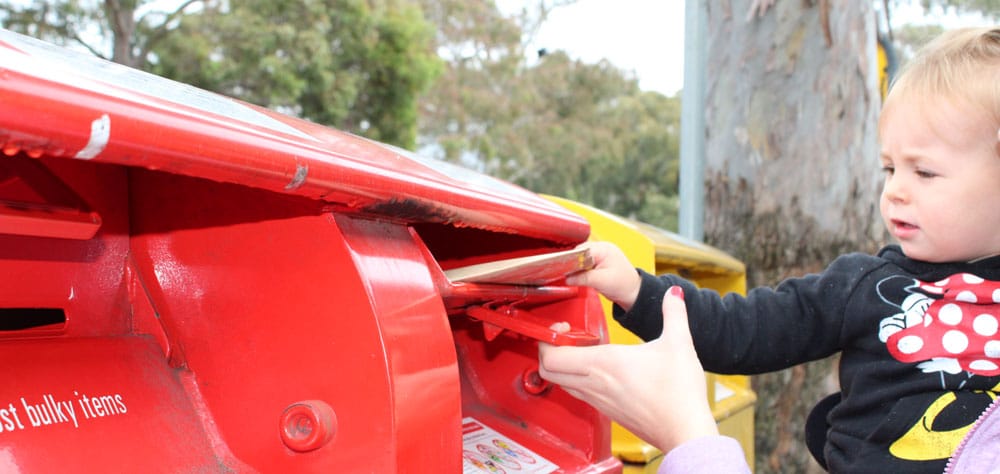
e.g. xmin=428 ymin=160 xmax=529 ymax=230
xmin=538 ymin=286 xmax=718 ymax=453
xmin=565 ymin=241 xmax=642 ymax=310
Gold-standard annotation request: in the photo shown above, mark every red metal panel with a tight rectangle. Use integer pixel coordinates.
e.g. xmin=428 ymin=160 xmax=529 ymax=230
xmin=0 ymin=157 xmax=130 ymax=339
xmin=0 ymin=337 xmax=225 ymax=472
xmin=126 ymin=170 xmax=461 ymax=471
xmin=0 ymin=156 xmax=101 ymax=240
xmin=0 ymin=29 xmax=588 ymax=246
xmin=335 ymin=215 xmax=464 ymax=471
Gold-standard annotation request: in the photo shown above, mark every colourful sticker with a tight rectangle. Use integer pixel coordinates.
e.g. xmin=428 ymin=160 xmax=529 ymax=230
xmin=461 ymin=417 xmax=557 ymax=474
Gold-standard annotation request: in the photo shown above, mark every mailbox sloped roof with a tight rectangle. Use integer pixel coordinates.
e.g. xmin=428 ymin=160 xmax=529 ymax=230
xmin=0 ymin=29 xmax=588 ymax=246
xmin=627 ymin=220 xmax=745 ymax=276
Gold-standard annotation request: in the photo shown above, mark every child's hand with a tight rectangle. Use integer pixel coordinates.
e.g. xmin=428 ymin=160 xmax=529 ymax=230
xmin=538 ymin=286 xmax=718 ymax=454
xmin=566 ymin=241 xmax=642 ymax=310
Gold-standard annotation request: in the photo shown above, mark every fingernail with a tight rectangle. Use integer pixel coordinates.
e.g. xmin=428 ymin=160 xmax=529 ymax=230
xmin=668 ymin=285 xmax=684 ymax=298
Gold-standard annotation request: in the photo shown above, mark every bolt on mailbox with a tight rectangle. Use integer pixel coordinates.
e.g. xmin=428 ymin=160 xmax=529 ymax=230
xmin=0 ymin=29 xmax=621 ymax=473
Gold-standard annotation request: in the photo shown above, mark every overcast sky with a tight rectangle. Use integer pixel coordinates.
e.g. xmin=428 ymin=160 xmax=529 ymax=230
xmin=87 ymin=0 xmax=999 ymax=97
xmin=521 ymin=1 xmax=685 ymax=95
xmin=518 ymin=1 xmax=994 ymax=96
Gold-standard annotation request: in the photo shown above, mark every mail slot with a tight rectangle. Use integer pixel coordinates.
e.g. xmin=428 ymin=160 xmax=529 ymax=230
xmin=0 ymin=30 xmax=621 ymax=473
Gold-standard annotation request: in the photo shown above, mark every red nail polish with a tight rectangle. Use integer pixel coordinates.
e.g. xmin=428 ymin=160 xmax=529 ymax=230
xmin=668 ymin=285 xmax=684 ymax=298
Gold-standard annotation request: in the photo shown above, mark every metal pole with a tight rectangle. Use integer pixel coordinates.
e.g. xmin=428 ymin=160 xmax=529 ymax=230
xmin=679 ymin=0 xmax=706 ymax=241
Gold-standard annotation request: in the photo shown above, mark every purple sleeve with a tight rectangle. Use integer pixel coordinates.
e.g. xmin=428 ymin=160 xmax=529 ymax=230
xmin=945 ymin=400 xmax=1000 ymax=474
xmin=657 ymin=435 xmax=751 ymax=474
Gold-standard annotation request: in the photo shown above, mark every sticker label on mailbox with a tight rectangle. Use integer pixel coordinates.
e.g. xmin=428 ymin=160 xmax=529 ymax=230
xmin=461 ymin=417 xmax=558 ymax=474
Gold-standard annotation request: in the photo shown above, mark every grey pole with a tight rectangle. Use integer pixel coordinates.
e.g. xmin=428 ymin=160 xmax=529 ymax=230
xmin=679 ymin=0 xmax=706 ymax=241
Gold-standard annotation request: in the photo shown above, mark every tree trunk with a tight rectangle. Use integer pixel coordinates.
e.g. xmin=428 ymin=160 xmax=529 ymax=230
xmin=702 ymin=1 xmax=887 ymax=472
xmin=105 ymin=0 xmax=138 ymax=67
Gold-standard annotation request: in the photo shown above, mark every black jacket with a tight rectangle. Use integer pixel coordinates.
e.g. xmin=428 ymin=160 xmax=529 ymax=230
xmin=615 ymin=245 xmax=1000 ymax=473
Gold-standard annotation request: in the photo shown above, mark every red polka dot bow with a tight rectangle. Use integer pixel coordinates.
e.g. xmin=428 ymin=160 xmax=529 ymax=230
xmin=887 ymin=273 xmax=1000 ymax=376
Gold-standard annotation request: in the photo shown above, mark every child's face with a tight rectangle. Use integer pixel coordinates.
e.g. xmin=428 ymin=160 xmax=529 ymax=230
xmin=879 ymin=96 xmax=1000 ymax=263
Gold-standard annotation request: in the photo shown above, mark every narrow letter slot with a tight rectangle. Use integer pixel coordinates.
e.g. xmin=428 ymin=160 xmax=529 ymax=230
xmin=0 ymin=308 xmax=66 ymax=336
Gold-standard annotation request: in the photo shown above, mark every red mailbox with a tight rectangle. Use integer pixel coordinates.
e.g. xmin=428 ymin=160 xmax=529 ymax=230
xmin=0 ymin=30 xmax=620 ymax=473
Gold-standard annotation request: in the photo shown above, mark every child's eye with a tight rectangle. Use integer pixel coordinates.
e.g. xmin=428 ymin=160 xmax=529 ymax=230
xmin=881 ymin=165 xmax=894 ymax=175
xmin=916 ymin=169 xmax=937 ymax=178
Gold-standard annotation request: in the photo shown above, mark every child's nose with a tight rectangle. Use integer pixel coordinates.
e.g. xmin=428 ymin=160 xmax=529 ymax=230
xmin=882 ymin=175 xmax=908 ymax=203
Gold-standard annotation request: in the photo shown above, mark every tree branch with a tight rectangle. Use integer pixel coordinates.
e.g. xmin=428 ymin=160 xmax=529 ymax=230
xmin=139 ymin=0 xmax=202 ymax=36
xmin=136 ymin=0 xmax=202 ymax=67
xmin=70 ymin=32 xmax=109 ymax=60
xmin=520 ymin=0 xmax=576 ymax=46
xmin=104 ymin=0 xmax=127 ymax=39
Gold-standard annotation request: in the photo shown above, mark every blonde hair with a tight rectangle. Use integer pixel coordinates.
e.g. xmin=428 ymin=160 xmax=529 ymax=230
xmin=884 ymin=27 xmax=1000 ymax=129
